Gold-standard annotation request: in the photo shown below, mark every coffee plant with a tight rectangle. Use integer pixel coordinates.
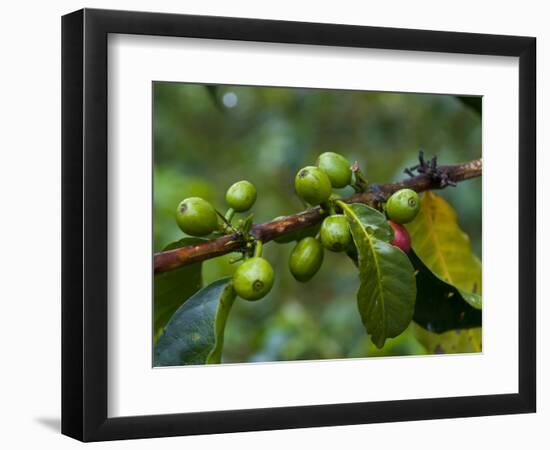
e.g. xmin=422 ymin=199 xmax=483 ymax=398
xmin=153 ymin=152 xmax=482 ymax=366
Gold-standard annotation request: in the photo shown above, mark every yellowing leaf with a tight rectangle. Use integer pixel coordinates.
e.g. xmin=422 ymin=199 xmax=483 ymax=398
xmin=406 ymin=192 xmax=481 ymax=308
xmin=413 ymin=324 xmax=482 ymax=354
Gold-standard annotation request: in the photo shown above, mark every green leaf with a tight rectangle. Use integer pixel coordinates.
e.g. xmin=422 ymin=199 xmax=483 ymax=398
xmin=340 ymin=202 xmax=416 ymax=348
xmin=409 ymin=249 xmax=481 ymax=333
xmin=345 ymin=203 xmax=393 ymax=242
xmin=406 ymin=192 xmax=482 ymax=309
xmin=154 ymin=278 xmax=236 ymax=366
xmin=154 ymin=238 xmax=205 ymax=341
xmin=413 ymin=323 xmax=482 ymax=354
xmin=344 ymin=203 xmax=391 ymax=268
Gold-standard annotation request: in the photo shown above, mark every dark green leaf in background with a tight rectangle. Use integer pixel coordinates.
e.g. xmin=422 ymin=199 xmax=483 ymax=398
xmin=456 ymin=96 xmax=482 ymax=115
xmin=409 ymin=249 xmax=481 ymax=333
xmin=154 ymin=277 xmax=236 ymax=366
xmin=340 ymin=202 xmax=416 ymax=348
xmin=205 ymin=85 xmax=224 ymax=112
xmin=154 ymin=238 xmax=205 ymax=341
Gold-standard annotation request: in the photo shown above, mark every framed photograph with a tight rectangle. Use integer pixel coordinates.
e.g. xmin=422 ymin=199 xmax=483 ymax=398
xmin=62 ymin=8 xmax=536 ymax=442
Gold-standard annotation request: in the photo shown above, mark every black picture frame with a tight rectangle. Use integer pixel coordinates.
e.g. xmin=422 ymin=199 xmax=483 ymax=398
xmin=62 ymin=8 xmax=536 ymax=442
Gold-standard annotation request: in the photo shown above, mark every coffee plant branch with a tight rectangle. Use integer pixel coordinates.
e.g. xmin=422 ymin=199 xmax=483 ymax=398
xmin=154 ymin=158 xmax=482 ymax=274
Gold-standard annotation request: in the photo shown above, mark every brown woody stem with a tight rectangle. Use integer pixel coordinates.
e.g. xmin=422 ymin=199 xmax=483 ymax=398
xmin=154 ymin=158 xmax=482 ymax=274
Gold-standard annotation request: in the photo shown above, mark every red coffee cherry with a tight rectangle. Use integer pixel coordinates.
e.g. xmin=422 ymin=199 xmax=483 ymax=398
xmin=389 ymin=220 xmax=411 ymax=253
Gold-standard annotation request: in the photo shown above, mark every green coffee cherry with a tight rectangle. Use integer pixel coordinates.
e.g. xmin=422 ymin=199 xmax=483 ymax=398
xmin=317 ymin=152 xmax=352 ymax=188
xmin=386 ymin=188 xmax=421 ymax=224
xmin=320 ymin=215 xmax=352 ymax=252
xmin=295 ymin=166 xmax=332 ymax=205
xmin=289 ymin=237 xmax=324 ymax=282
xmin=233 ymin=257 xmax=274 ymax=301
xmin=225 ymin=180 xmax=257 ymax=212
xmin=176 ymin=197 xmax=218 ymax=236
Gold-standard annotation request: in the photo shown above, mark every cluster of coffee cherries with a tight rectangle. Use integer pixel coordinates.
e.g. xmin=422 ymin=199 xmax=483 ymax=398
xmin=174 ymin=152 xmax=421 ymax=301
xmin=288 ymin=152 xmax=421 ymax=283
xmin=385 ymin=188 xmax=421 ymax=252
xmin=175 ymin=180 xmax=275 ymax=302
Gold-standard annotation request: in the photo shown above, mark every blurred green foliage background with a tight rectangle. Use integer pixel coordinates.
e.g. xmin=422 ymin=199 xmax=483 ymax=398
xmin=153 ymin=82 xmax=482 ymax=363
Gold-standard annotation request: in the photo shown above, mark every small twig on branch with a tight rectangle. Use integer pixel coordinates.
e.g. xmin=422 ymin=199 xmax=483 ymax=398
xmin=154 ymin=157 xmax=482 ymax=274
